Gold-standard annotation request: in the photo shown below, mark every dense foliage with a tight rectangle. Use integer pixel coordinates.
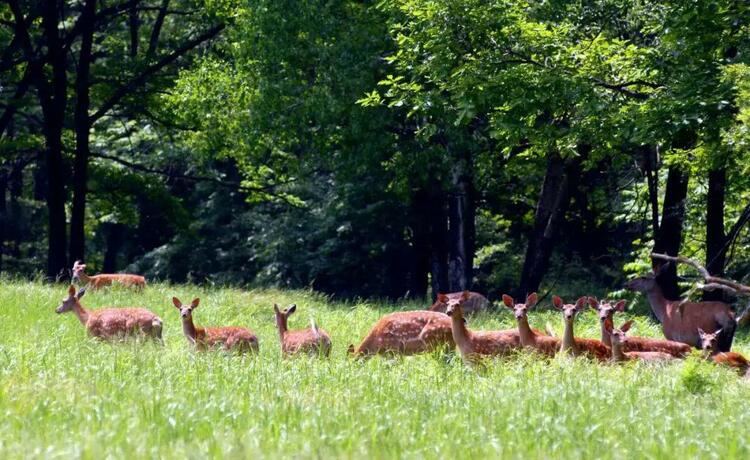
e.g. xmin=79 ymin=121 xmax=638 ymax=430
xmin=2 ymin=0 xmax=750 ymax=301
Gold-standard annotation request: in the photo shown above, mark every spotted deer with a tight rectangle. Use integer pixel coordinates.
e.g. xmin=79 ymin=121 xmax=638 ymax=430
xmin=347 ymin=309 xmax=453 ymax=357
xmin=698 ymin=328 xmax=750 ymax=377
xmin=588 ymin=297 xmax=691 ymax=357
xmin=444 ymin=292 xmax=519 ymax=362
xmin=173 ymin=297 xmax=258 ymax=353
xmin=72 ymin=261 xmax=146 ymax=291
xmin=56 ymin=285 xmax=162 ymax=341
xmin=626 ymin=271 xmax=735 ymax=350
xmin=605 ymin=319 xmax=678 ymax=363
xmin=503 ymin=293 xmax=561 ymax=356
xmin=552 ymin=295 xmax=609 ymax=361
xmin=274 ymin=303 xmax=332 ymax=356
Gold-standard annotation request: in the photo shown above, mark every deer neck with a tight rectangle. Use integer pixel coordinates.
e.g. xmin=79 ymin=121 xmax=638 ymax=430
xmin=182 ymin=317 xmax=199 ymax=343
xmin=450 ymin=312 xmax=473 ymax=353
xmin=77 ymin=271 xmax=93 ymax=285
xmin=611 ymin=341 xmax=627 ymax=362
xmin=644 ymin=284 xmax=668 ymax=323
xmin=276 ymin=316 xmax=288 ymax=343
xmin=600 ymin=321 xmax=612 ymax=347
xmin=560 ymin=317 xmax=576 ymax=353
xmin=72 ymin=302 xmax=90 ymax=325
xmin=517 ymin=315 xmax=536 ymax=346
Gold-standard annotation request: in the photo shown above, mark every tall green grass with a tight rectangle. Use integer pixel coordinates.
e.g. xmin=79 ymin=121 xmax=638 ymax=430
xmin=0 ymin=280 xmax=748 ymax=459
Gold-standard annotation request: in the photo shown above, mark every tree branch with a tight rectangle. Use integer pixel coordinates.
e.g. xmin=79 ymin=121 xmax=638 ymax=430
xmin=90 ymin=23 xmax=225 ymax=124
xmin=650 ymin=252 xmax=750 ymax=295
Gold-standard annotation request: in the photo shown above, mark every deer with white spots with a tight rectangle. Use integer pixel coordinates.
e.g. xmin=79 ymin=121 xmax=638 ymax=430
xmin=173 ymin=297 xmax=258 ymax=353
xmin=588 ymin=297 xmax=691 ymax=357
xmin=552 ymin=295 xmax=609 ymax=361
xmin=56 ymin=285 xmax=162 ymax=341
xmin=274 ymin=303 xmax=332 ymax=356
xmin=72 ymin=261 xmax=146 ymax=291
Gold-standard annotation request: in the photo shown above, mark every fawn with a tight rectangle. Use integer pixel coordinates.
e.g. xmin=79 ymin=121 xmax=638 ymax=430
xmin=56 ymin=285 xmax=162 ymax=341
xmin=72 ymin=261 xmax=146 ymax=291
xmin=605 ymin=319 xmax=678 ymax=363
xmin=503 ymin=293 xmax=561 ymax=356
xmin=698 ymin=328 xmax=750 ymax=377
xmin=429 ymin=291 xmax=489 ymax=315
xmin=347 ymin=308 xmax=453 ymax=356
xmin=173 ymin=297 xmax=258 ymax=353
xmin=444 ymin=292 xmax=519 ymax=362
xmin=626 ymin=270 xmax=735 ymax=350
xmin=552 ymin=295 xmax=609 ymax=361
xmin=274 ymin=303 xmax=332 ymax=356
xmin=589 ymin=297 xmax=691 ymax=357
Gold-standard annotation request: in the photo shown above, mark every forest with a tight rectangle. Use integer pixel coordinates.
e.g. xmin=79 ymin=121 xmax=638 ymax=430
xmin=2 ymin=0 xmax=750 ymax=303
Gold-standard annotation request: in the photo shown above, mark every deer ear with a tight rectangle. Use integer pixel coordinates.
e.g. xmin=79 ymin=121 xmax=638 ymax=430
xmin=76 ymin=288 xmax=86 ymax=299
xmin=575 ymin=297 xmax=587 ymax=310
xmin=68 ymin=285 xmax=76 ymax=297
xmin=287 ymin=304 xmax=297 ymax=315
xmin=552 ymin=295 xmax=563 ymax=309
xmin=697 ymin=328 xmax=706 ymax=338
xmin=273 ymin=303 xmax=280 ymax=314
xmin=502 ymin=294 xmax=514 ymax=309
xmin=614 ymin=300 xmax=627 ymax=312
xmin=190 ymin=298 xmax=200 ymax=309
xmin=172 ymin=297 xmax=182 ymax=309
xmin=526 ymin=292 xmax=538 ymax=307
xmin=588 ymin=297 xmax=599 ymax=310
xmin=714 ymin=328 xmax=722 ymax=336
xmin=437 ymin=293 xmax=449 ymax=303
xmin=621 ymin=320 xmax=634 ymax=333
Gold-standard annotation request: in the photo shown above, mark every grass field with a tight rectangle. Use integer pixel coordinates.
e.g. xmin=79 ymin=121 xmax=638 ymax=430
xmin=1 ymin=280 xmax=749 ymax=459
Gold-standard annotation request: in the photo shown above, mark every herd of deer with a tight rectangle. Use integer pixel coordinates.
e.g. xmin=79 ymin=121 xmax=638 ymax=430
xmin=56 ymin=262 xmax=748 ymax=377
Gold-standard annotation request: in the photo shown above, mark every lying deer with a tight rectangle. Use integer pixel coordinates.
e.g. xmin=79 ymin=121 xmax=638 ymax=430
xmin=429 ymin=291 xmax=489 ymax=315
xmin=444 ymin=293 xmax=519 ymax=362
xmin=605 ymin=319 xmax=678 ymax=363
xmin=274 ymin=303 xmax=332 ymax=356
xmin=56 ymin=285 xmax=162 ymax=341
xmin=626 ymin=270 xmax=735 ymax=350
xmin=552 ymin=295 xmax=609 ymax=361
xmin=698 ymin=328 xmax=750 ymax=377
xmin=503 ymin=293 xmax=561 ymax=356
xmin=72 ymin=261 xmax=146 ymax=291
xmin=588 ymin=297 xmax=691 ymax=357
xmin=347 ymin=309 xmax=453 ymax=357
xmin=173 ymin=297 xmax=258 ymax=353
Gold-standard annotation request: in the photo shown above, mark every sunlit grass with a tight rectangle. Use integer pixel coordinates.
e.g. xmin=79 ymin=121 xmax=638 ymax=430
xmin=0 ymin=280 xmax=748 ymax=459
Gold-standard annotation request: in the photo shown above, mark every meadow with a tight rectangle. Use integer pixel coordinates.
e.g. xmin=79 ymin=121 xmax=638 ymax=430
xmin=1 ymin=280 xmax=749 ymax=459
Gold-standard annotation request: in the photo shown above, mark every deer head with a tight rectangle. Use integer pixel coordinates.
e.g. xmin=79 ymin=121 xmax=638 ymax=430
xmin=172 ymin=297 xmax=200 ymax=319
xmin=588 ymin=297 xmax=627 ymax=323
xmin=552 ymin=295 xmax=587 ymax=321
xmin=697 ymin=328 xmax=722 ymax=355
xmin=56 ymin=285 xmax=86 ymax=314
xmin=502 ymin=292 xmax=538 ymax=320
xmin=604 ymin=318 xmax=634 ymax=347
xmin=443 ymin=291 xmax=470 ymax=318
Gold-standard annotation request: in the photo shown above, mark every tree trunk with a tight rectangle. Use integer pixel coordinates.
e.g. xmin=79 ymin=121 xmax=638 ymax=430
xmin=516 ymin=152 xmax=579 ymax=298
xmin=8 ymin=160 xmax=24 ymax=258
xmin=408 ymin=189 xmax=432 ymax=300
xmin=704 ymin=167 xmax=727 ymax=301
xmin=642 ymin=146 xmax=660 ymax=240
xmin=446 ymin=152 xmax=475 ymax=292
xmin=39 ymin=0 xmax=69 ymax=280
xmin=652 ymin=166 xmax=689 ymax=300
xmin=428 ymin=185 xmax=450 ymax=298
xmin=69 ymin=0 xmax=96 ymax=264
xmin=0 ymin=172 xmax=6 ymax=272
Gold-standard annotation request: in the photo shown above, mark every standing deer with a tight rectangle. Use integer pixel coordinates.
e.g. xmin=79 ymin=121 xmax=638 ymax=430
xmin=552 ymin=295 xmax=609 ymax=361
xmin=274 ymin=303 xmax=332 ymax=356
xmin=347 ymin=309 xmax=453 ymax=357
xmin=444 ymin=293 xmax=519 ymax=362
xmin=72 ymin=261 xmax=146 ymax=291
xmin=697 ymin=328 xmax=750 ymax=377
xmin=56 ymin=285 xmax=162 ymax=341
xmin=588 ymin=297 xmax=691 ymax=357
xmin=605 ymin=319 xmax=678 ymax=363
xmin=173 ymin=297 xmax=258 ymax=353
xmin=429 ymin=291 xmax=489 ymax=315
xmin=502 ymin=293 xmax=561 ymax=356
xmin=626 ymin=271 xmax=736 ymax=350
